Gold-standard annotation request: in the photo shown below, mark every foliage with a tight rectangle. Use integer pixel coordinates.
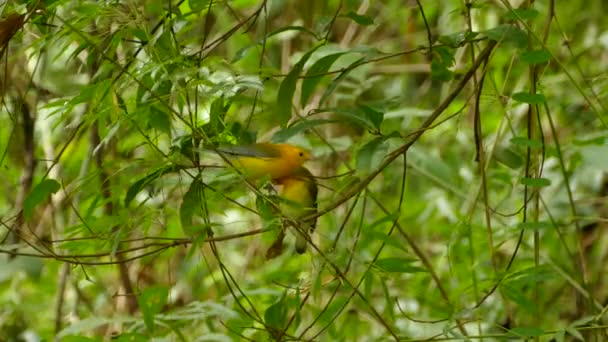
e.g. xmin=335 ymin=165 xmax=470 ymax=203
xmin=1 ymin=0 xmax=608 ymax=340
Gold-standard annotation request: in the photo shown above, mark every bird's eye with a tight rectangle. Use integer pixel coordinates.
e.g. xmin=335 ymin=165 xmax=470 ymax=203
xmin=299 ymin=152 xmax=304 ymax=157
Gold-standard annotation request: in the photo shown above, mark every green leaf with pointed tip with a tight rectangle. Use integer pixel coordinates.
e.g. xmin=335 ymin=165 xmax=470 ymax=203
xmin=495 ymin=147 xmax=524 ymax=169
xmin=357 ymin=136 xmax=388 ymax=171
xmin=319 ymin=57 xmax=366 ymax=105
xmin=301 ymin=53 xmax=346 ymax=107
xmin=125 ymin=164 xmax=181 ymax=206
xmin=264 ymin=295 xmax=287 ymax=331
xmin=180 ymin=176 xmax=204 ymax=234
xmin=327 ymin=105 xmax=384 ymax=131
xmin=276 ymin=44 xmax=325 ymax=126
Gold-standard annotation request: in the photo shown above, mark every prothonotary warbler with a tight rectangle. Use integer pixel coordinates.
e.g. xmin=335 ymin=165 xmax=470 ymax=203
xmin=276 ymin=166 xmax=318 ymax=254
xmin=215 ymin=143 xmax=311 ymax=180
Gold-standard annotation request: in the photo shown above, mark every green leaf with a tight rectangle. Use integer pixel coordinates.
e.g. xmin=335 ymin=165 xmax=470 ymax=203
xmin=147 ymin=106 xmax=172 ymax=136
xmin=342 ymin=11 xmax=374 ymax=26
xmin=276 ymin=44 xmax=325 ymax=126
xmin=565 ymin=327 xmax=585 ymax=341
xmin=316 ymin=296 xmax=348 ymax=326
xmin=360 ymin=105 xmax=384 ymax=131
xmin=24 ymin=179 xmax=61 ymax=220
xmin=516 ymin=221 xmax=552 ymax=230
xmin=356 ymin=136 xmax=388 ymax=171
xmin=364 ymin=231 xmax=408 ymax=252
xmin=510 ymin=137 xmax=543 ymax=148
xmin=255 ymin=193 xmax=277 ymax=222
xmin=264 ymin=25 xmax=319 ymax=41
xmin=366 ymin=212 xmax=400 ymax=231
xmin=301 ymin=53 xmax=346 ymax=106
xmin=553 ymin=330 xmax=566 ymax=342
xmin=504 ymin=265 xmax=556 ymax=285
xmin=431 ymin=46 xmax=455 ymax=81
xmin=520 ymin=177 xmax=551 ymax=187
xmin=57 ymin=317 xmax=114 ymax=338
xmin=374 ymin=257 xmax=426 ymax=273
xmin=364 ymin=271 xmax=374 ymax=300
xmin=125 ymin=164 xmax=180 ymax=206
xmin=272 ymin=119 xmax=335 ymax=143
xmin=137 ymin=286 xmax=168 ymax=333
xmin=180 ymin=177 xmax=204 ymax=234
xmin=209 ymin=96 xmax=229 ymax=134
xmin=431 ymin=59 xmax=454 ymax=81
xmin=438 ymin=31 xmax=478 ymax=47
xmin=501 ymin=282 xmax=536 ymax=313
xmin=484 ymin=25 xmax=528 ymax=48
xmin=319 ymin=57 xmax=366 ymax=105
xmin=495 ymin=147 xmax=524 ymax=169
xmin=155 ymin=30 xmax=177 ymax=59
xmin=264 ymin=295 xmax=287 ymax=331
xmin=503 ymin=8 xmax=540 ymax=21
xmin=512 ymin=92 xmax=546 ymax=104
xmin=520 ymin=49 xmax=551 ymax=64
xmin=327 ymin=105 xmax=384 ymax=131
xmin=572 ymin=135 xmax=606 ymax=146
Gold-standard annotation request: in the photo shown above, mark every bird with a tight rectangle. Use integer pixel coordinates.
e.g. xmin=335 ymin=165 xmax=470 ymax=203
xmin=275 ymin=166 xmax=318 ymax=254
xmin=214 ymin=143 xmax=311 ymax=181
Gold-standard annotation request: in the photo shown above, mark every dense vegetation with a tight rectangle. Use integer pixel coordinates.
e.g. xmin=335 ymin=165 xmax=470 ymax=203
xmin=1 ymin=0 xmax=607 ymax=340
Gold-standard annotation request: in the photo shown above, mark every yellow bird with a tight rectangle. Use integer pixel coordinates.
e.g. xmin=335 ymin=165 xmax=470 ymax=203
xmin=215 ymin=143 xmax=311 ymax=181
xmin=276 ymin=166 xmax=318 ymax=253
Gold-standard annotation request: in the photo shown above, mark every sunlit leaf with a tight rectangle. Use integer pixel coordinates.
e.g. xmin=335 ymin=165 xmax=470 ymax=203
xmin=180 ymin=176 xmax=204 ymax=234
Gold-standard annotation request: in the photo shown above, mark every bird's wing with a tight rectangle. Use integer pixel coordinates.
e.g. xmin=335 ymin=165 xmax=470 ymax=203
xmin=215 ymin=143 xmax=280 ymax=158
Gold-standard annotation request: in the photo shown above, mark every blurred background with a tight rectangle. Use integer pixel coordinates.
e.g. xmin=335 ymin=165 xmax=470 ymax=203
xmin=1 ymin=0 xmax=607 ymax=340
